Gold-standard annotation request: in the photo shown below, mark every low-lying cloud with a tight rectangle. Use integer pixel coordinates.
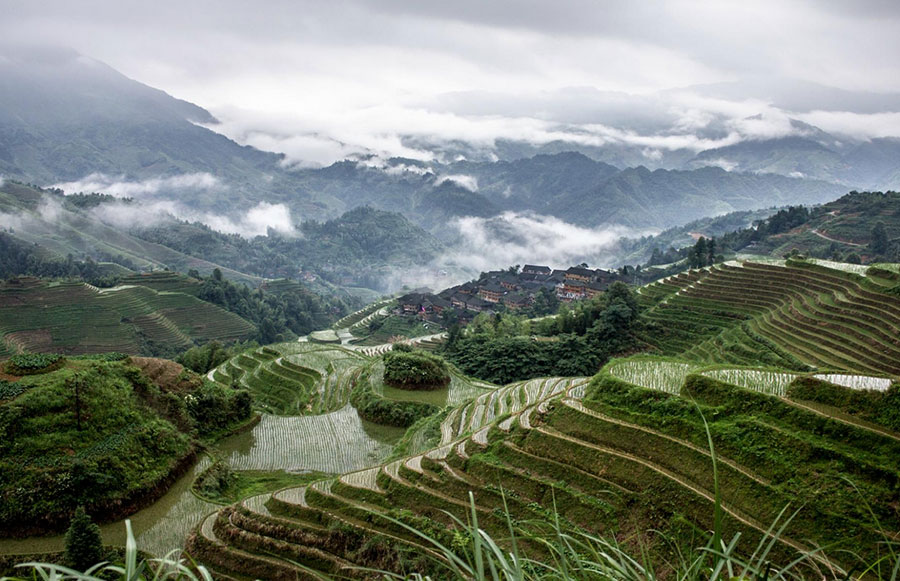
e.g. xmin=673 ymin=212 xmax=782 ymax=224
xmin=91 ymin=199 xmax=296 ymax=238
xmin=50 ymin=172 xmax=222 ymax=198
xmin=436 ymin=174 xmax=478 ymax=192
xmin=441 ymin=211 xmax=645 ymax=274
xmin=45 ymin=171 xmax=295 ymax=238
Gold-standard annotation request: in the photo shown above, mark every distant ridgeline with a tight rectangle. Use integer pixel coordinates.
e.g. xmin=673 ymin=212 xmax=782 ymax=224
xmin=631 ymin=190 xmax=900 ymax=280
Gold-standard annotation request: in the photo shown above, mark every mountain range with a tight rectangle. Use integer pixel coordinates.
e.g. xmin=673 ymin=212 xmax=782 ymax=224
xmin=0 ymin=47 xmax=898 ymax=287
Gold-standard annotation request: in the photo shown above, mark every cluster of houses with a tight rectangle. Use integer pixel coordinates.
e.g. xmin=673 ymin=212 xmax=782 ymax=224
xmin=396 ymin=264 xmax=617 ymax=321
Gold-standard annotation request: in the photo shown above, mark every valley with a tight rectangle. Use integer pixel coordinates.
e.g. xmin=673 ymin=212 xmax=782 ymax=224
xmin=2 ymin=8 xmax=900 ymax=578
xmin=3 ymin=259 xmax=899 ymax=578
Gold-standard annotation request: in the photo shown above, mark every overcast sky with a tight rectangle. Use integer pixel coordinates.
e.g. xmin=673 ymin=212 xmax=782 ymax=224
xmin=3 ymin=0 xmax=900 ymax=165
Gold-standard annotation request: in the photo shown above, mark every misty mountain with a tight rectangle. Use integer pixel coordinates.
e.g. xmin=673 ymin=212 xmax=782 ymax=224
xmin=0 ymin=179 xmax=449 ymax=292
xmin=0 ymin=48 xmax=883 ymax=251
xmin=0 ymin=46 xmax=341 ymax=217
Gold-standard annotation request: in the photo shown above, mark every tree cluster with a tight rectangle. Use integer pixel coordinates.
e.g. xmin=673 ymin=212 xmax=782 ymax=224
xmin=444 ymin=282 xmax=643 ymax=384
xmin=193 ymin=268 xmax=348 ymax=343
xmin=382 ymin=350 xmax=451 ymax=390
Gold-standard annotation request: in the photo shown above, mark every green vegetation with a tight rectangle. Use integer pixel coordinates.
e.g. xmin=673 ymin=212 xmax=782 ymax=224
xmin=353 ymin=313 xmax=437 ymax=345
xmin=5 ymin=352 xmax=64 ymax=375
xmin=0 ymin=358 xmax=251 ymax=535
xmin=382 ymin=350 xmax=451 ymax=390
xmin=64 ymin=507 xmax=105 ymax=572
xmin=193 ymin=461 xmax=329 ymax=505
xmin=0 ymin=278 xmax=255 ymax=358
xmin=637 ymin=260 xmax=900 ymax=374
xmin=5 ymin=259 xmax=900 ymax=580
xmin=787 ymin=375 xmax=900 ymax=432
xmin=444 ymin=282 xmax=642 ymax=383
xmin=351 ymin=362 xmax=440 ymax=427
xmin=190 ymin=269 xmax=352 ymax=343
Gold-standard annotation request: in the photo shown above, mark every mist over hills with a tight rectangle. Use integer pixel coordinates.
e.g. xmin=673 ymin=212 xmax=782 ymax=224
xmin=0 ymin=46 xmax=896 ymax=285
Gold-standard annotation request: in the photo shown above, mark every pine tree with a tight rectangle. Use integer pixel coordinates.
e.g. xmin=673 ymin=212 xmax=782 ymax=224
xmin=64 ymin=506 xmax=104 ymax=572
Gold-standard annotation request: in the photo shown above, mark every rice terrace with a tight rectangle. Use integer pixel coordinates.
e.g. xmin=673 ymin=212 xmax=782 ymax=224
xmin=3 ymin=10 xmax=900 ymax=577
xmin=3 ymin=258 xmax=900 ymax=579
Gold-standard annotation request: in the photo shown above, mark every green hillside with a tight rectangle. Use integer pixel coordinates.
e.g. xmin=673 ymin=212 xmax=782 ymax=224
xmin=169 ymin=262 xmax=900 ymax=579
xmin=0 ymin=278 xmax=256 ymax=356
xmin=0 ymin=181 xmax=260 ymax=284
xmin=638 ymin=260 xmax=900 ymax=374
xmin=4 ymin=264 xmax=900 ymax=579
xmin=0 ymin=356 xmax=252 ymax=536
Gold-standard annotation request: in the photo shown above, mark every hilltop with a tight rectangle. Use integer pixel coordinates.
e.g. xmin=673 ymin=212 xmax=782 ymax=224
xmin=0 ymin=354 xmax=253 ymax=536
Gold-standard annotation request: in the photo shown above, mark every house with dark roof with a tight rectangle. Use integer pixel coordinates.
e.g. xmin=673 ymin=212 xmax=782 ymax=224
xmin=503 ymin=292 xmax=533 ymax=310
xmin=478 ymin=283 xmax=508 ymax=303
xmin=522 ymin=264 xmax=551 ymax=276
xmin=398 ymin=292 xmax=429 ymax=314
xmin=565 ymin=266 xmax=595 ymax=283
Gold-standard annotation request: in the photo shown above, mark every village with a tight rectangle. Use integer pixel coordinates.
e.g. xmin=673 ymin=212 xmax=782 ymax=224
xmin=395 ymin=264 xmax=619 ymax=323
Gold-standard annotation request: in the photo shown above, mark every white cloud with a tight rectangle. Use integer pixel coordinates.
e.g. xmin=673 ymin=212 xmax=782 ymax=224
xmin=436 ymin=174 xmax=479 ymax=192
xmin=49 ymin=172 xmax=222 ymax=198
xmin=442 ymin=212 xmax=646 ymax=273
xmin=202 ymin=202 xmax=295 ymax=237
xmin=91 ymin=199 xmax=296 ymax=238
xmin=794 ymin=110 xmax=900 ymax=139
xmin=703 ymin=158 xmax=739 ymax=171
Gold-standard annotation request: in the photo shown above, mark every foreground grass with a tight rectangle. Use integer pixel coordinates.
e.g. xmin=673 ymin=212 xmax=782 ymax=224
xmin=6 ymin=500 xmax=899 ymax=581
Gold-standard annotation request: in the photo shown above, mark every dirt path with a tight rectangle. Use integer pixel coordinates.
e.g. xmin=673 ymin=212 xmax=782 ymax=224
xmin=810 ymin=229 xmax=864 ymax=247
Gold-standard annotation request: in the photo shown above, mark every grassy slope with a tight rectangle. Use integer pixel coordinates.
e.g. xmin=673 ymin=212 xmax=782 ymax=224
xmin=637 ymin=260 xmax=900 ymax=374
xmin=0 ymin=277 xmax=256 ymax=356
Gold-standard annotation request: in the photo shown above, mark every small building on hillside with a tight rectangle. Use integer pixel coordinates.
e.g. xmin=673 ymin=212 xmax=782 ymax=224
xmin=522 ymin=264 xmax=551 ymax=276
xmin=565 ymin=266 xmax=595 ymax=283
xmin=503 ymin=292 xmax=533 ymax=310
xmin=478 ymin=283 xmax=508 ymax=303
xmin=398 ymin=292 xmax=429 ymax=314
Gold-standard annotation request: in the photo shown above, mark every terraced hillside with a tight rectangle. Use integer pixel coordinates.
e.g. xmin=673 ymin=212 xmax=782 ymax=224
xmin=175 ymin=263 xmax=900 ymax=579
xmin=638 ymin=260 xmax=900 ymax=374
xmin=0 ymin=278 xmax=255 ymax=355
xmin=188 ymin=356 xmax=899 ymax=579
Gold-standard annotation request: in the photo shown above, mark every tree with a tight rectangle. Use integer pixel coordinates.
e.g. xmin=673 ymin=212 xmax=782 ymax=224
xmin=64 ymin=506 xmax=104 ymax=572
xmin=869 ymin=222 xmax=889 ymax=255
xmin=67 ymin=374 xmax=85 ymax=431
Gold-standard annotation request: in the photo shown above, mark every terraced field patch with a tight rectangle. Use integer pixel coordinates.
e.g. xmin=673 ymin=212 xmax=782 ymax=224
xmin=606 ymin=358 xmax=696 ymax=393
xmin=0 ymin=279 xmax=255 ymax=355
xmin=217 ymin=405 xmax=404 ymax=474
xmin=813 ymin=373 xmax=893 ymax=391
xmin=640 ymin=260 xmax=900 ymax=375
xmin=701 ymin=368 xmax=799 ymax=396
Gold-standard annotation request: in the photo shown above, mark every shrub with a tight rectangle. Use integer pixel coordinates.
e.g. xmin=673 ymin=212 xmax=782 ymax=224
xmin=185 ymin=381 xmax=254 ymax=436
xmin=64 ymin=506 xmax=104 ymax=572
xmin=5 ymin=353 xmax=64 ymax=375
xmin=0 ymin=380 xmax=25 ymax=401
xmin=382 ymin=351 xmax=451 ymax=390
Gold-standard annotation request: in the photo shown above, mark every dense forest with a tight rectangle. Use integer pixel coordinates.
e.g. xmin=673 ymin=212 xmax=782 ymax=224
xmin=134 ymin=206 xmax=445 ymax=290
